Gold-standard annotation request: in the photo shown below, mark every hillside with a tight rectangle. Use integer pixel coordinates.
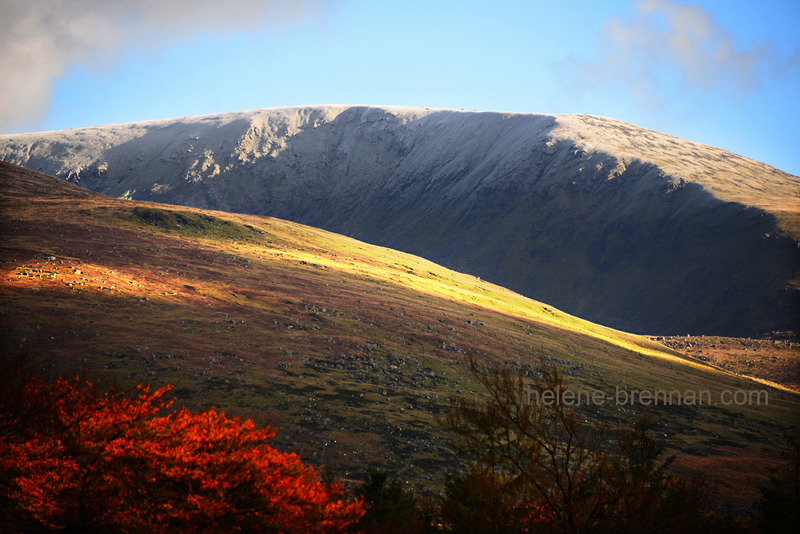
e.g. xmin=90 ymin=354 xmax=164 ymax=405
xmin=1 ymin=161 xmax=797 ymax=507
xmin=1 ymin=106 xmax=797 ymax=336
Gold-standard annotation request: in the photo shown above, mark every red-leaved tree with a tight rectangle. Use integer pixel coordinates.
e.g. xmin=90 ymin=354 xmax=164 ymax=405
xmin=0 ymin=373 xmax=363 ymax=533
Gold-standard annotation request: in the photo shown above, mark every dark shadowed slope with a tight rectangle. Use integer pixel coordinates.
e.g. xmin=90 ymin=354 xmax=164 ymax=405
xmin=1 ymin=106 xmax=798 ymax=336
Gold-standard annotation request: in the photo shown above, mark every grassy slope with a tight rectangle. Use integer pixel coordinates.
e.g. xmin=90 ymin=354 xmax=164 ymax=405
xmin=1 ymin=162 xmax=798 ymax=507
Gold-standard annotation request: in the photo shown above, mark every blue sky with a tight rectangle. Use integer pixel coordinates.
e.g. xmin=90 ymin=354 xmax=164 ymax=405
xmin=2 ymin=0 xmax=799 ymax=175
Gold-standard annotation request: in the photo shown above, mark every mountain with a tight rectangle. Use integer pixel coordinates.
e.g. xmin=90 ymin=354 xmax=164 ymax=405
xmin=1 ymin=161 xmax=797 ymax=507
xmin=1 ymin=106 xmax=798 ymax=336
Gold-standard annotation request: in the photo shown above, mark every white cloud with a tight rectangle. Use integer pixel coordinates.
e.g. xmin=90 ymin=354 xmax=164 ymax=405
xmin=579 ymin=0 xmax=797 ymax=111
xmin=0 ymin=0 xmax=336 ymax=132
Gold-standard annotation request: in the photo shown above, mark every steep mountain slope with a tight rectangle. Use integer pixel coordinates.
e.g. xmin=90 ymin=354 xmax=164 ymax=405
xmin=1 ymin=106 xmax=798 ymax=336
xmin=1 ymin=161 xmax=798 ymax=506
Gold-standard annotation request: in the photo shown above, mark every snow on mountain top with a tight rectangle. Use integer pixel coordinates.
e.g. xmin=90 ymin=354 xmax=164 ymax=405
xmin=1 ymin=105 xmax=797 ymax=213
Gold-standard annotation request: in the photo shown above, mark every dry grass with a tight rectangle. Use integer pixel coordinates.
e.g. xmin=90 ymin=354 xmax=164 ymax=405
xmin=655 ymin=335 xmax=800 ymax=393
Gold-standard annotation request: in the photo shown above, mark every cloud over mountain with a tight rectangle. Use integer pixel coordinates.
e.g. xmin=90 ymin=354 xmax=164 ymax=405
xmin=0 ymin=0 xmax=336 ymax=131
xmin=580 ymin=0 xmax=799 ymax=110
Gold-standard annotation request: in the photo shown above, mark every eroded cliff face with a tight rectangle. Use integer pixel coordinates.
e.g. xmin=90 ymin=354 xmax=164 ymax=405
xmin=2 ymin=105 xmax=798 ymax=335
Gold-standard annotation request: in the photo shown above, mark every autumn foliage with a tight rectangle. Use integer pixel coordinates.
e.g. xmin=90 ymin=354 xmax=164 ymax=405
xmin=0 ymin=370 xmax=363 ymax=533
